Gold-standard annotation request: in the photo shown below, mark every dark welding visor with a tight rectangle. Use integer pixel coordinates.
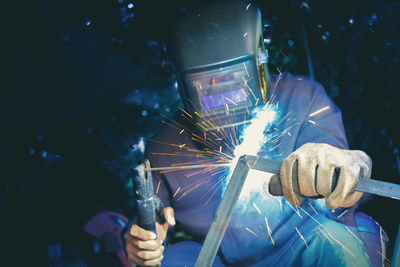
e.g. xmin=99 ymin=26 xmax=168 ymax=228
xmin=168 ymin=0 xmax=269 ymax=130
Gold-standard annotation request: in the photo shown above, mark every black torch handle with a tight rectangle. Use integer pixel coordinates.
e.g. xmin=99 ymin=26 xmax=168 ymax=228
xmin=136 ymin=198 xmax=157 ymax=234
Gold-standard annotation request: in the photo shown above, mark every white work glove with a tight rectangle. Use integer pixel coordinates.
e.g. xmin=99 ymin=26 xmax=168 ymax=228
xmin=270 ymin=143 xmax=372 ymax=210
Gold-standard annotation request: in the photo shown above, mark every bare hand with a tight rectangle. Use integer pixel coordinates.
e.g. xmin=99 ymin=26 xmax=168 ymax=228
xmin=124 ymin=207 xmax=175 ymax=266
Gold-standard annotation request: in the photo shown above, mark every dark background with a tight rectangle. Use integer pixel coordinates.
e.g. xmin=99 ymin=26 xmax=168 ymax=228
xmin=1 ymin=0 xmax=399 ymax=266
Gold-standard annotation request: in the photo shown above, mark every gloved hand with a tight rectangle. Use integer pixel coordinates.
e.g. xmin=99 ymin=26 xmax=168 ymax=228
xmin=269 ymin=143 xmax=372 ymax=210
xmin=124 ymin=207 xmax=175 ymax=266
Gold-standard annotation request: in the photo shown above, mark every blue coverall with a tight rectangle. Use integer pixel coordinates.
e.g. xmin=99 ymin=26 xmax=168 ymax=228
xmin=146 ymin=72 xmax=383 ymax=266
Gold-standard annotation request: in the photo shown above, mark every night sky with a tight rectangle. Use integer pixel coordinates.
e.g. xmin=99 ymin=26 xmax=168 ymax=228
xmin=1 ymin=0 xmax=399 ymax=266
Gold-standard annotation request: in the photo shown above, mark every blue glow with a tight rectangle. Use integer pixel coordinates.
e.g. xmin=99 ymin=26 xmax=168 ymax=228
xmin=127 ymin=3 xmax=134 ymax=9
xmin=141 ymin=110 xmax=148 ymax=117
xmin=233 ymin=104 xmax=278 ymax=160
xmin=369 ymin=13 xmax=378 ymax=27
xmin=320 ymin=31 xmax=330 ymax=42
xmin=42 ymin=150 xmax=47 ymax=159
xmin=221 ymin=102 xmax=280 ymax=196
xmin=349 ymin=18 xmax=354 ymax=25
xmin=85 ymin=19 xmax=92 ymax=27
xmin=29 ymin=148 xmax=35 ymax=155
xmin=202 ymin=88 xmax=248 ymax=110
xmin=93 ymin=241 xmax=101 ymax=254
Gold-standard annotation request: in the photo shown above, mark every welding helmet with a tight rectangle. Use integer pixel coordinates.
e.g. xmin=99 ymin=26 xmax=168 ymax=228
xmin=167 ymin=0 xmax=270 ymax=131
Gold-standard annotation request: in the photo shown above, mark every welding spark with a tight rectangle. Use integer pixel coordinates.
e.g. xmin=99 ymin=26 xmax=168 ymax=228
xmin=243 ymin=63 xmax=249 ymax=77
xmin=179 ymin=144 xmax=186 ymax=149
xmin=147 ymin=70 xmax=284 ymax=205
xmin=289 ymin=244 xmax=295 ymax=255
xmin=233 ymin=104 xmax=277 ymax=157
xmin=325 ymin=230 xmax=356 ymax=257
xmin=376 ymin=250 xmax=391 ymax=264
xmin=243 ymin=32 xmax=248 ymax=37
xmin=295 ymin=227 xmax=308 ymax=248
xmin=156 ymin=180 xmax=161 ymax=195
xmin=318 ymin=227 xmax=334 ymax=245
xmin=144 ymin=163 xmax=230 ymax=172
xmin=299 ymin=206 xmax=357 ymax=257
xmin=307 ymin=202 xmax=318 ymax=214
xmin=245 ymin=227 xmax=259 ymax=238
xmin=265 ymin=216 xmax=275 ymax=245
xmin=220 ymin=103 xmax=278 ymax=197
xmin=225 ymin=97 xmax=237 ymax=105
xmin=285 ymin=199 xmax=303 ymax=218
xmin=173 ymin=187 xmax=181 ymax=198
xmin=252 ymin=202 xmax=262 ymax=214
xmin=275 ymin=197 xmax=283 ymax=211
xmin=246 ymin=3 xmax=251 ymax=10
xmin=308 ymin=119 xmax=316 ymax=125
xmin=309 ymin=106 xmax=330 ymax=117
xmin=344 ymin=226 xmax=364 ymax=244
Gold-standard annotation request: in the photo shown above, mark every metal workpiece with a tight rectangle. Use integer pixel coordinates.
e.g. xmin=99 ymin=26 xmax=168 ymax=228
xmin=194 ymin=155 xmax=400 ymax=267
xmin=195 ymin=156 xmax=250 ymax=267
xmin=243 ymin=155 xmax=281 ymax=174
xmin=354 ymin=177 xmax=400 ymax=200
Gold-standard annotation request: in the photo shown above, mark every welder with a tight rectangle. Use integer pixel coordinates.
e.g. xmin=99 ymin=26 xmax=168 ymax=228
xmin=124 ymin=1 xmax=387 ymax=266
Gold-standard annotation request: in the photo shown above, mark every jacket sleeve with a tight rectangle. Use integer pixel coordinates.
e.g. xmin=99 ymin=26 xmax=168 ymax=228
xmin=294 ymin=82 xmax=349 ymax=150
xmin=292 ymin=81 xmax=352 ymax=213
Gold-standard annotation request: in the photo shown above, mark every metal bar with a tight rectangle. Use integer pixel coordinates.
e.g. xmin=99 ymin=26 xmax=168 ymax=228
xmin=392 ymin=225 xmax=400 ymax=267
xmin=248 ymin=156 xmax=400 ymax=200
xmin=244 ymin=155 xmax=281 ymax=174
xmin=354 ymin=177 xmax=400 ymax=200
xmin=194 ymin=156 xmax=250 ymax=267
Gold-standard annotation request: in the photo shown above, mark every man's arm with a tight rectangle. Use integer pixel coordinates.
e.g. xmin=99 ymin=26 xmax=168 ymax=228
xmin=276 ymin=81 xmax=372 ymax=209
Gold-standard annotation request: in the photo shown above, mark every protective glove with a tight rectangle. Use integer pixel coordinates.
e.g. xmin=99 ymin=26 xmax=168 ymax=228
xmin=270 ymin=143 xmax=372 ymax=210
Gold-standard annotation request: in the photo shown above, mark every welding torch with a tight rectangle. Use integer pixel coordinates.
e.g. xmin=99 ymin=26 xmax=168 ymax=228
xmin=130 ymin=160 xmax=165 ymax=267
